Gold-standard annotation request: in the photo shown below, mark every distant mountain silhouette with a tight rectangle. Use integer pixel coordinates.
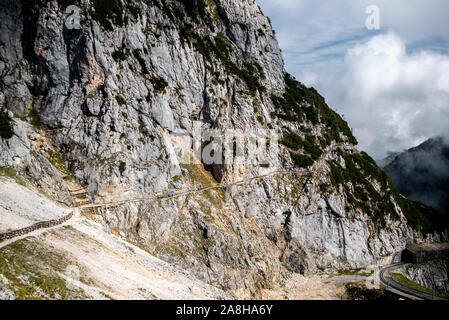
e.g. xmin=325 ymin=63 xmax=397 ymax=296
xmin=383 ymin=136 xmax=449 ymax=216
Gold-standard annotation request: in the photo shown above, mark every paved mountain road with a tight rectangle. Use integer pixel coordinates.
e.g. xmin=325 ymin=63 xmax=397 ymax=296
xmin=379 ymin=264 xmax=449 ymax=300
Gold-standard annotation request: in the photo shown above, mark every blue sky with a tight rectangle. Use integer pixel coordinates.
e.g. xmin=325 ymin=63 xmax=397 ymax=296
xmin=257 ymin=0 xmax=449 ymax=159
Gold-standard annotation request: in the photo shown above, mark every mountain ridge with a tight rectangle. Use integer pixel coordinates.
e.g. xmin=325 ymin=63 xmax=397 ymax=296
xmin=0 ymin=0 xmax=447 ymax=298
xmin=384 ymin=135 xmax=449 ymax=217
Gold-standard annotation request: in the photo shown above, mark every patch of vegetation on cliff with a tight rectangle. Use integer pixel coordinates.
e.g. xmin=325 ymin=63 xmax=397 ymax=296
xmin=151 ymin=0 xmax=264 ymax=94
xmin=335 ymin=268 xmax=374 ymax=277
xmin=28 ymin=107 xmax=42 ymax=129
xmin=327 ymin=149 xmax=447 ymax=233
xmin=149 ymin=75 xmax=168 ymax=93
xmin=183 ymin=31 xmax=266 ymax=94
xmin=115 ymin=94 xmax=127 ymax=106
xmin=272 ymin=74 xmax=357 ymax=146
xmin=354 ymin=151 xmax=447 ymax=234
xmin=46 ymin=149 xmax=70 ymax=175
xmin=328 ymin=151 xmax=399 ymax=227
xmin=138 ymin=120 xmax=152 ymax=139
xmin=112 ymin=49 xmax=128 ymax=62
xmin=0 ymin=107 xmax=14 ymax=139
xmin=127 ymin=3 xmax=142 ymax=20
xmin=390 ymin=273 xmax=444 ymax=297
xmin=0 ymin=239 xmax=86 ymax=300
xmin=176 ymin=0 xmax=211 ymax=26
xmin=393 ymin=193 xmax=446 ymax=236
xmin=344 ymin=283 xmax=398 ymax=300
xmin=0 ymin=167 xmax=26 ymax=186
xmin=180 ymin=163 xmax=225 ymax=207
xmin=147 ymin=0 xmax=215 ymax=31
xmin=281 ymin=132 xmax=323 ymax=160
xmin=89 ymin=0 xmax=145 ymax=30
xmin=289 ymin=152 xmax=314 ymax=168
xmin=89 ymin=0 xmax=124 ymax=31
xmin=132 ymin=49 xmax=149 ymax=74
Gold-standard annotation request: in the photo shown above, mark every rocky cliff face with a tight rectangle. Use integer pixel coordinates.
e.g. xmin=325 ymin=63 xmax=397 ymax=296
xmin=397 ymin=259 xmax=449 ymax=297
xmin=0 ymin=0 xmax=447 ymax=298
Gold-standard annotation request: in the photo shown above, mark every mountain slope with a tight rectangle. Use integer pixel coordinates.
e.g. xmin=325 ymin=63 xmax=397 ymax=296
xmin=383 ymin=136 xmax=449 ymax=216
xmin=0 ymin=0 xmax=447 ymax=298
xmin=0 ymin=177 xmax=231 ymax=300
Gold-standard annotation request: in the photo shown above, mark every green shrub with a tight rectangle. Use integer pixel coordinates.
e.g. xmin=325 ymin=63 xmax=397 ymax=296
xmin=28 ymin=108 xmax=42 ymax=129
xmin=0 ymin=107 xmax=14 ymax=139
xmin=227 ymin=60 xmax=266 ymax=93
xmin=149 ymin=75 xmax=168 ymax=93
xmin=47 ymin=149 xmax=66 ymax=171
xmin=0 ymin=167 xmax=25 ymax=186
xmin=176 ymin=0 xmax=208 ymax=23
xmin=154 ymin=0 xmax=215 ymax=32
xmin=90 ymin=0 xmax=124 ymax=31
xmin=325 ymin=149 xmax=449 ymax=233
xmin=393 ymin=191 xmax=447 ymax=235
xmin=303 ymin=135 xmax=323 ymax=160
xmin=115 ymin=95 xmax=127 ymax=106
xmin=280 ymin=133 xmax=323 ymax=160
xmin=112 ymin=50 xmax=127 ymax=62
xmin=280 ymin=133 xmax=303 ymax=150
xmin=238 ymin=22 xmax=248 ymax=31
xmin=187 ymin=32 xmax=266 ymax=94
xmin=303 ymin=106 xmax=319 ymax=125
xmin=132 ymin=49 xmax=149 ymax=74
xmin=272 ymin=74 xmax=358 ymax=146
xmin=329 ymin=163 xmax=344 ymax=186
xmin=344 ymin=283 xmax=393 ymax=301
xmin=138 ymin=120 xmax=150 ymax=136
xmin=191 ymin=34 xmax=213 ymax=61
xmin=290 ymin=152 xmax=314 ymax=168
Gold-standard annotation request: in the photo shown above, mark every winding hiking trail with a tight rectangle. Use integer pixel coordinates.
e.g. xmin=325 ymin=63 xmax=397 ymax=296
xmin=0 ymin=169 xmax=308 ymax=245
xmin=7 ymin=144 xmax=446 ymax=300
xmin=0 ymin=164 xmax=316 ymax=299
xmin=78 ymin=169 xmax=310 ymax=209
xmin=0 ymin=181 xmax=233 ymax=299
xmin=1 ymin=144 xmax=346 ymax=246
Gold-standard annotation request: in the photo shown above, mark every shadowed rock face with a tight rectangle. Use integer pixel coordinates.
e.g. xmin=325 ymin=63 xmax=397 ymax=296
xmin=0 ymin=0 xmax=447 ymax=297
xmin=402 ymin=243 xmax=449 ymax=264
xmin=384 ymin=136 xmax=449 ymax=216
xmin=397 ymin=259 xmax=449 ymax=297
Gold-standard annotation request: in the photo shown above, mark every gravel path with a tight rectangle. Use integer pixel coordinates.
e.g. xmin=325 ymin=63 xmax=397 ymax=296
xmin=0 ymin=178 xmax=232 ymax=300
xmin=0 ymin=179 xmax=70 ymax=233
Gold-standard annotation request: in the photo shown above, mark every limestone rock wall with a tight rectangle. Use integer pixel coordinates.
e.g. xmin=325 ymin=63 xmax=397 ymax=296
xmin=0 ymin=0 xmax=441 ymax=297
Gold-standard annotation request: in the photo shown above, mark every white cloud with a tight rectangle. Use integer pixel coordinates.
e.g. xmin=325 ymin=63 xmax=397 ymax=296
xmin=256 ymin=0 xmax=449 ymax=159
xmin=341 ymin=33 xmax=449 ymax=158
